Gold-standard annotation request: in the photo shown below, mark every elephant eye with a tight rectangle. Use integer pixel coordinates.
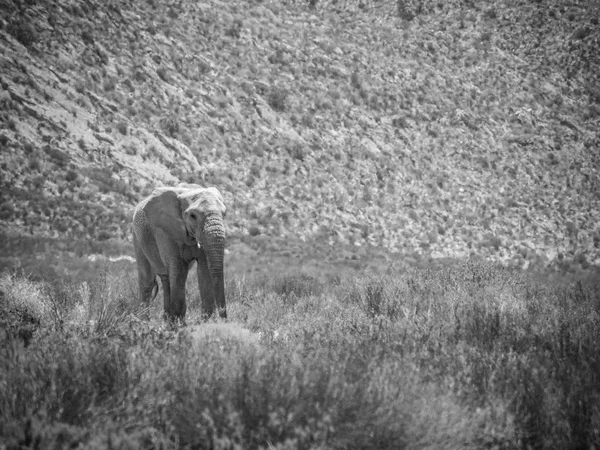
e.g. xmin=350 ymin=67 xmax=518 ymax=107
xmin=190 ymin=213 xmax=197 ymax=220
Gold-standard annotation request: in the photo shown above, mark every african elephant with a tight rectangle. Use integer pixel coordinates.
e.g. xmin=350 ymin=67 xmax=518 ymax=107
xmin=132 ymin=183 xmax=227 ymax=320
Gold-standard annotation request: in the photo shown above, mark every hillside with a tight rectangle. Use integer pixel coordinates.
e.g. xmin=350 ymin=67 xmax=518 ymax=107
xmin=1 ymin=0 xmax=600 ymax=279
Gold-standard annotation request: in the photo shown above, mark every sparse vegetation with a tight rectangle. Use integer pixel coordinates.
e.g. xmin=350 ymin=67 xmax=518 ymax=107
xmin=7 ymin=19 xmax=38 ymax=48
xmin=102 ymin=78 xmax=117 ymax=92
xmin=116 ymin=121 xmax=128 ymax=135
xmin=267 ymin=86 xmax=288 ymax=112
xmin=1 ymin=264 xmax=599 ymax=448
xmin=156 ymin=67 xmax=171 ymax=83
xmin=160 ymin=116 xmax=179 ymax=137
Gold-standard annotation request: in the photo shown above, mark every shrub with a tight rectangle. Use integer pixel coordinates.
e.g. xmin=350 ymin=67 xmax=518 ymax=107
xmin=0 ymin=201 xmax=15 ymax=220
xmin=156 ymin=67 xmax=170 ymax=82
xmin=270 ymin=273 xmax=324 ymax=298
xmin=267 ymin=87 xmax=288 ymax=111
xmin=42 ymin=145 xmax=70 ymax=166
xmin=350 ymin=71 xmax=361 ymax=89
xmin=116 ymin=121 xmax=128 ymax=135
xmin=32 ymin=175 xmax=45 ymax=189
xmin=1 ymin=265 xmax=599 ymax=448
xmin=28 ymin=157 xmax=41 ymax=171
xmin=0 ymin=294 xmax=41 ymax=347
xmin=300 ymin=113 xmax=314 ymax=128
xmin=286 ymin=142 xmax=305 ymax=161
xmin=0 ymin=273 xmax=52 ymax=330
xmin=65 ymin=169 xmax=78 ymax=182
xmin=7 ymin=19 xmax=37 ymax=47
xmin=124 ymin=143 xmax=138 ymax=155
xmin=225 ymin=20 xmax=242 ymax=38
xmin=97 ymin=230 xmax=112 ymax=241
xmin=103 ymin=78 xmax=116 ymax=92
xmin=397 ymin=0 xmax=416 ymax=21
xmin=160 ymin=116 xmax=179 ymax=137
xmin=22 ymin=142 xmax=34 ymax=153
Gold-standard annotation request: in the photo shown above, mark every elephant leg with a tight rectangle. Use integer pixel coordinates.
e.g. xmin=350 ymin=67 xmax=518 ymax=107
xmin=153 ymin=228 xmax=187 ymax=320
xmin=196 ymin=249 xmax=216 ymax=319
xmin=168 ymin=261 xmax=188 ymax=320
xmin=159 ymin=274 xmax=171 ymax=318
xmin=134 ymin=239 xmax=158 ymax=305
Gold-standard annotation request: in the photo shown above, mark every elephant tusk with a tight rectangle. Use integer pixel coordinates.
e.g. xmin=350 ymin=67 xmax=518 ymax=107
xmin=197 ymin=242 xmax=202 ymax=249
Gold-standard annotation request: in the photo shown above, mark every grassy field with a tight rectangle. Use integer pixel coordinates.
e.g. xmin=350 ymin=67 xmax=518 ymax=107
xmin=2 ymin=262 xmax=599 ymax=449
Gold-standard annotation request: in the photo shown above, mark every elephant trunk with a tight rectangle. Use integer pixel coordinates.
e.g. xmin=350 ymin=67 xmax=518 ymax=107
xmin=201 ymin=213 xmax=226 ymax=318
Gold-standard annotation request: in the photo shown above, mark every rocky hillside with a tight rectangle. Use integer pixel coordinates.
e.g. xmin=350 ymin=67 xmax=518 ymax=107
xmin=1 ymin=0 xmax=599 ymax=279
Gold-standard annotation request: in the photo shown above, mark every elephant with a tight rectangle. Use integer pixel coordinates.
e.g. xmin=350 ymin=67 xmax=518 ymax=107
xmin=132 ymin=183 xmax=227 ymax=320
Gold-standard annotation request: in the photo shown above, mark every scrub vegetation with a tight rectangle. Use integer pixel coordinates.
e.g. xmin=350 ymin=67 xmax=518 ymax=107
xmin=1 ymin=263 xmax=599 ymax=449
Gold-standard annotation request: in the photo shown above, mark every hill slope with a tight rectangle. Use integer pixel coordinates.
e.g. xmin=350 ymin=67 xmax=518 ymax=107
xmin=1 ymin=0 xmax=599 ymax=278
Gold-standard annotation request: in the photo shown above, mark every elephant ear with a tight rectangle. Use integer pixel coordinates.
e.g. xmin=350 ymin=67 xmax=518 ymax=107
xmin=144 ymin=188 xmax=189 ymax=244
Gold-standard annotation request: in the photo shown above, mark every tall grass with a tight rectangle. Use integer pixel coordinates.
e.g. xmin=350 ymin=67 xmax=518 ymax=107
xmin=1 ymin=262 xmax=599 ymax=449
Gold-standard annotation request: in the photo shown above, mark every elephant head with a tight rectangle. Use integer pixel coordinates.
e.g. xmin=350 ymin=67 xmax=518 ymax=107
xmin=132 ymin=183 xmax=227 ymax=320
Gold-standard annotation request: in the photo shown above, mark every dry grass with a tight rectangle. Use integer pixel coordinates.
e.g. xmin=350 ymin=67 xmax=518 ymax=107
xmin=1 ymin=262 xmax=599 ymax=448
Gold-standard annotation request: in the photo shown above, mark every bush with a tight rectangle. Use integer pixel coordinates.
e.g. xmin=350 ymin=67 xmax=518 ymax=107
xmin=156 ymin=67 xmax=170 ymax=82
xmin=0 ymin=201 xmax=15 ymax=220
xmin=97 ymin=230 xmax=112 ymax=241
xmin=267 ymin=87 xmax=288 ymax=112
xmin=102 ymin=78 xmax=117 ymax=92
xmin=65 ymin=169 xmax=78 ymax=182
xmin=7 ymin=19 xmax=37 ymax=47
xmin=270 ymin=273 xmax=324 ymax=298
xmin=159 ymin=116 xmax=179 ymax=137
xmin=43 ymin=145 xmax=70 ymax=166
xmin=286 ymin=142 xmax=305 ymax=161
xmin=116 ymin=121 xmax=128 ymax=135
xmin=28 ymin=157 xmax=41 ymax=171
xmin=0 ymin=293 xmax=40 ymax=347
xmin=1 ymin=266 xmax=599 ymax=448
